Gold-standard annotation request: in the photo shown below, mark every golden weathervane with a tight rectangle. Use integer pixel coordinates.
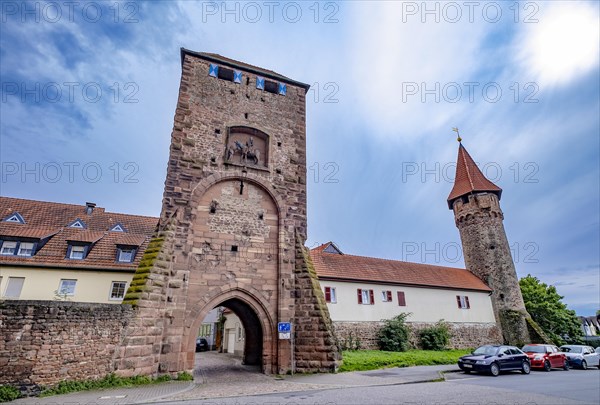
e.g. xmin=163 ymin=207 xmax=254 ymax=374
xmin=452 ymin=127 xmax=462 ymax=143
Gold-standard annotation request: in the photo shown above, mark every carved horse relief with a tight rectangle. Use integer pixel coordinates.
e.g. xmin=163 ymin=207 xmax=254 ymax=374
xmin=225 ymin=127 xmax=268 ymax=168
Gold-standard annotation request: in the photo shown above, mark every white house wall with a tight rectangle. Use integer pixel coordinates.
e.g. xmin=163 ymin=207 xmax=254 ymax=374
xmin=0 ymin=266 xmax=133 ymax=304
xmin=320 ymin=280 xmax=495 ymax=323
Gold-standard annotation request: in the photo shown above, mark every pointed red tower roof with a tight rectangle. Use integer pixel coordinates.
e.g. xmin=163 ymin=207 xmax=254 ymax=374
xmin=447 ymin=143 xmax=502 ymax=209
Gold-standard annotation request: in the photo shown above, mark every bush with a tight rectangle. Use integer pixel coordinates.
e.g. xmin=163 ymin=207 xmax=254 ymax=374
xmin=378 ymin=313 xmax=411 ymax=352
xmin=419 ymin=320 xmax=451 ymax=350
xmin=0 ymin=385 xmax=21 ymax=402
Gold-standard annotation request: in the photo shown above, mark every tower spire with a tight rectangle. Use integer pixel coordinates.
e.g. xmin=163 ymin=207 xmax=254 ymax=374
xmin=447 ymin=142 xmax=502 ymax=209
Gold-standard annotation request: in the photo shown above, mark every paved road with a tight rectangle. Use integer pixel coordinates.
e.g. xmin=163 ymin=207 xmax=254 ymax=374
xmin=11 ymin=352 xmax=600 ymax=404
xmin=158 ymin=367 xmax=600 ymax=405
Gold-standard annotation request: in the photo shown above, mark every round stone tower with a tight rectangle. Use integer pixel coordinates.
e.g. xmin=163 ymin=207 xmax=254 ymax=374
xmin=447 ymin=142 xmax=531 ymax=345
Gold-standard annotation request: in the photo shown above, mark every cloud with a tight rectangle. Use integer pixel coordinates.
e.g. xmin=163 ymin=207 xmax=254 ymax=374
xmin=515 ymin=0 xmax=599 ymax=87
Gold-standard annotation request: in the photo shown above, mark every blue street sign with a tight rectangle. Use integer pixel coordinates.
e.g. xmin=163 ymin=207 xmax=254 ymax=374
xmin=278 ymin=322 xmax=291 ymax=333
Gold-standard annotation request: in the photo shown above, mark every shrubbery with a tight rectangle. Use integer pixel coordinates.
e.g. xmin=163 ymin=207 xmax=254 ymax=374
xmin=378 ymin=313 xmax=411 ymax=352
xmin=0 ymin=385 xmax=21 ymax=402
xmin=419 ymin=321 xmax=451 ymax=350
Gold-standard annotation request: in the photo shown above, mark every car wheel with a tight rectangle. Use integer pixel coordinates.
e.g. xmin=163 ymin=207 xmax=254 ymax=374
xmin=543 ymin=360 xmax=551 ymax=372
xmin=563 ymin=360 xmax=569 ymax=371
xmin=490 ymin=362 xmax=500 ymax=377
xmin=521 ymin=361 xmax=531 ymax=374
xmin=581 ymin=360 xmax=587 ymax=370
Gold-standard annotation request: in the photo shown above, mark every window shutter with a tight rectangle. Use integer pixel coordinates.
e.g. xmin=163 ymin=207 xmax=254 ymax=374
xmin=325 ymin=287 xmax=331 ymax=303
xmin=456 ymin=295 xmax=462 ymax=308
xmin=387 ymin=290 xmax=392 ymax=302
xmin=397 ymin=291 xmax=406 ymax=306
xmin=369 ymin=289 xmax=374 ymax=305
xmin=357 ymin=289 xmax=363 ymax=304
xmin=465 ymin=296 xmax=470 ymax=309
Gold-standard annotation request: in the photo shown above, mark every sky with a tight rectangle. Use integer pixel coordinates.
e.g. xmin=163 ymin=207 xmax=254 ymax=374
xmin=1 ymin=1 xmax=598 ymax=315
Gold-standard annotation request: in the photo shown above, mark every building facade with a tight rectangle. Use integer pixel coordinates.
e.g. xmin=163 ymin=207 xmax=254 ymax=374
xmin=312 ymin=242 xmax=501 ymax=349
xmin=0 ymin=197 xmax=157 ymax=304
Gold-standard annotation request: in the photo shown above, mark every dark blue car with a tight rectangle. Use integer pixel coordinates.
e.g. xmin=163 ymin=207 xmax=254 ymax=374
xmin=458 ymin=345 xmax=531 ymax=376
xmin=195 ymin=337 xmax=209 ymax=352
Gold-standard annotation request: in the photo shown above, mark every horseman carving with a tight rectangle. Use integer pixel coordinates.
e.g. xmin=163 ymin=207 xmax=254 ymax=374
xmin=226 ymin=136 xmax=261 ymax=165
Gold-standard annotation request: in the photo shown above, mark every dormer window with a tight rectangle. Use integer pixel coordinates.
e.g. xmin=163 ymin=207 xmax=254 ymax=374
xmin=2 ymin=212 xmax=25 ymax=224
xmin=0 ymin=240 xmax=37 ymax=257
xmin=1 ymin=241 xmax=17 ymax=255
xmin=116 ymin=246 xmax=137 ymax=263
xmin=17 ymin=242 xmax=34 ymax=256
xmin=67 ymin=244 xmax=89 ymax=260
xmin=110 ymin=223 xmax=127 ymax=232
xmin=68 ymin=219 xmax=87 ymax=229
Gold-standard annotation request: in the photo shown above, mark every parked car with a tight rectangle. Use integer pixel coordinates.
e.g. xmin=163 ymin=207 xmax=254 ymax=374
xmin=521 ymin=344 xmax=569 ymax=371
xmin=458 ymin=345 xmax=530 ymax=376
xmin=596 ymin=347 xmax=600 ymax=355
xmin=560 ymin=345 xmax=600 ymax=369
xmin=196 ymin=337 xmax=209 ymax=352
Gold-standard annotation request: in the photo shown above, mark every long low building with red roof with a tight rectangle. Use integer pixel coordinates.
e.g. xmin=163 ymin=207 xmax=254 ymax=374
xmin=310 ymin=242 xmax=501 ymax=348
xmin=0 ymin=197 xmax=158 ymax=303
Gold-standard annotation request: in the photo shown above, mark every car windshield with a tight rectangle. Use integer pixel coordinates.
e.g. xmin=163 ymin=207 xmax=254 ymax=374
xmin=473 ymin=345 xmax=499 ymax=356
xmin=561 ymin=346 xmax=582 ymax=353
xmin=522 ymin=345 xmax=545 ymax=353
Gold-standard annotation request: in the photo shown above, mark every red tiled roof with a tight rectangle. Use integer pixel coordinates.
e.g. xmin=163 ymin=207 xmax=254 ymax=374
xmin=66 ymin=231 xmax=105 ymax=243
xmin=310 ymin=242 xmax=491 ymax=292
xmin=0 ymin=197 xmax=158 ymax=271
xmin=447 ymin=144 xmax=502 ymax=209
xmin=0 ymin=222 xmax=59 ymax=239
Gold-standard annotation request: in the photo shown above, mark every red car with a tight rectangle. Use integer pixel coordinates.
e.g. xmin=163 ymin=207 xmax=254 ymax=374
xmin=522 ymin=344 xmax=569 ymax=371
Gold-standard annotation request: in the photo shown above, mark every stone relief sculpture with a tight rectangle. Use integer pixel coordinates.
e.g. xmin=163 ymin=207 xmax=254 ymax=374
xmin=225 ymin=127 xmax=268 ymax=168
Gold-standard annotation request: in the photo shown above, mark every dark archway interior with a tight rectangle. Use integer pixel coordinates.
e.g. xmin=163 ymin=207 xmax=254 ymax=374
xmin=220 ymin=298 xmax=263 ymax=367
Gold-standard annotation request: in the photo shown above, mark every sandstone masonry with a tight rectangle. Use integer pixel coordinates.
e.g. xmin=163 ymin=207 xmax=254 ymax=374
xmin=0 ymin=301 xmax=132 ymax=393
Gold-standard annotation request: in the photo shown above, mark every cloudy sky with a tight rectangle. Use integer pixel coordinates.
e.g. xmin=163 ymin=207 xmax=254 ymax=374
xmin=1 ymin=1 xmax=598 ymax=315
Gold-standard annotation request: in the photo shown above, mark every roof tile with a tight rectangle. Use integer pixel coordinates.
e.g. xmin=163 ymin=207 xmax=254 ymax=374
xmin=310 ymin=242 xmax=491 ymax=292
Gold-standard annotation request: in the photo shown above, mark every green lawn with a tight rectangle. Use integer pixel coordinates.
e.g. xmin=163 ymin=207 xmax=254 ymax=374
xmin=339 ymin=349 xmax=471 ymax=372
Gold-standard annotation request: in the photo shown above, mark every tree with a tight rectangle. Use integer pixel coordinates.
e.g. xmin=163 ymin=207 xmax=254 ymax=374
xmin=519 ymin=274 xmax=583 ymax=345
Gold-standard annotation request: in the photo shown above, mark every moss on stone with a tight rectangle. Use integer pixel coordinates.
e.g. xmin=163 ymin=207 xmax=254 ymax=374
xmin=121 ymin=234 xmax=166 ymax=307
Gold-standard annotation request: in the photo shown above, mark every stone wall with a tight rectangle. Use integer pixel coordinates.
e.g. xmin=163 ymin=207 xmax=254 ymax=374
xmin=334 ymin=321 xmax=502 ymax=350
xmin=0 ymin=300 xmax=132 ymax=393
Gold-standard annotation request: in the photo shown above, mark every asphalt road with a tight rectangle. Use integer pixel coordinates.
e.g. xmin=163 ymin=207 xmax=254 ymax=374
xmin=157 ymin=368 xmax=600 ymax=405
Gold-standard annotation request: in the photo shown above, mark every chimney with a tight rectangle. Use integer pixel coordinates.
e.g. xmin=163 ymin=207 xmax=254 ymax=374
xmin=85 ymin=202 xmax=96 ymax=215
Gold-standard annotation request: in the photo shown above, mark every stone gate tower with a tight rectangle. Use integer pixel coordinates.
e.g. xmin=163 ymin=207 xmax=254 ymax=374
xmin=447 ymin=142 xmax=532 ymax=345
xmin=115 ymin=49 xmax=339 ymax=377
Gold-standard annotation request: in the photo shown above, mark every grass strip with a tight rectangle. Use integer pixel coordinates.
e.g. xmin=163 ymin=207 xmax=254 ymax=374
xmin=339 ymin=349 xmax=471 ymax=372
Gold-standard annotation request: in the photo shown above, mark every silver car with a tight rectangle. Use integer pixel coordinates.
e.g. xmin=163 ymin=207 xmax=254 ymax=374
xmin=559 ymin=345 xmax=600 ymax=370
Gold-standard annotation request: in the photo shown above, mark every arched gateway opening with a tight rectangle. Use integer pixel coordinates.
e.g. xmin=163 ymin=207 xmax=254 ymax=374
xmin=185 ymin=289 xmax=274 ymax=373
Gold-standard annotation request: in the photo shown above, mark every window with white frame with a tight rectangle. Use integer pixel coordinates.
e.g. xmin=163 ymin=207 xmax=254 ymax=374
xmin=17 ymin=242 xmax=35 ymax=256
xmin=4 ymin=277 xmax=25 ymax=298
xmin=324 ymin=286 xmax=337 ymax=303
xmin=58 ymin=279 xmax=77 ymax=296
xmin=381 ymin=290 xmax=392 ymax=302
xmin=357 ymin=288 xmax=374 ymax=305
xmin=110 ymin=281 xmax=127 ymax=300
xmin=1 ymin=241 xmax=17 ymax=255
xmin=456 ymin=295 xmax=470 ymax=309
xmin=116 ymin=246 xmax=136 ymax=263
xmin=68 ymin=245 xmax=87 ymax=260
